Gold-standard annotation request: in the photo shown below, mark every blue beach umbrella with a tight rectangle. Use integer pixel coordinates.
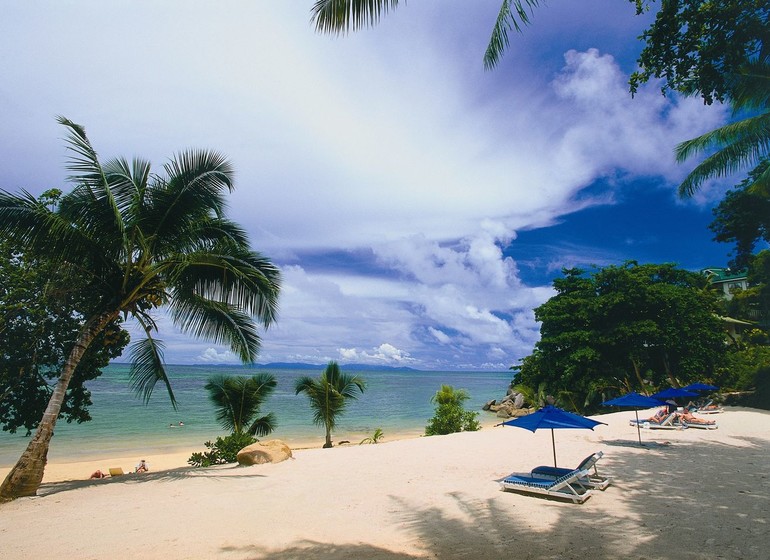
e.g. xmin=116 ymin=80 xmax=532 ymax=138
xmin=602 ymin=392 xmax=665 ymax=445
xmin=682 ymin=382 xmax=719 ymax=392
xmin=501 ymin=405 xmax=607 ymax=467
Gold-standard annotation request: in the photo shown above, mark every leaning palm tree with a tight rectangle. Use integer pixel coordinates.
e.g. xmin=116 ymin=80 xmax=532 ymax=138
xmin=310 ymin=0 xmax=541 ymax=69
xmin=0 ymin=117 xmax=281 ymax=501
xmin=294 ymin=361 xmax=366 ymax=448
xmin=205 ymin=373 xmax=277 ymax=436
xmin=677 ymin=59 xmax=770 ymax=198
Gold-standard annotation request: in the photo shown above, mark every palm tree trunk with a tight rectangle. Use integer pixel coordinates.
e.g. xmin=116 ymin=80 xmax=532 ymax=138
xmin=323 ymin=423 xmax=333 ymax=448
xmin=0 ymin=311 xmax=117 ymax=502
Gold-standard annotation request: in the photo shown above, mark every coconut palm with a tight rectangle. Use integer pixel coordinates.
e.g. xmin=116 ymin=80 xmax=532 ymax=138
xmin=677 ymin=60 xmax=770 ymax=198
xmin=205 ymin=373 xmax=277 ymax=436
xmin=310 ymin=0 xmax=541 ymax=69
xmin=294 ymin=361 xmax=366 ymax=448
xmin=0 ymin=117 xmax=281 ymax=501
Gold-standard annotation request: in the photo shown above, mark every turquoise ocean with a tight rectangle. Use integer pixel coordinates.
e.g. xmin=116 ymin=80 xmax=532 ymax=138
xmin=0 ymin=364 xmax=512 ymax=465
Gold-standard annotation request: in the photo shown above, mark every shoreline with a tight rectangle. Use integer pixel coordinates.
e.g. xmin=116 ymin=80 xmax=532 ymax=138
xmin=0 ymin=416 xmax=502 ymax=484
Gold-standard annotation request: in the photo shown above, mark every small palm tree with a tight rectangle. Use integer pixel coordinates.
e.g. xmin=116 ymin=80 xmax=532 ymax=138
xmin=0 ymin=117 xmax=280 ymax=501
xmin=294 ymin=361 xmax=366 ymax=448
xmin=205 ymin=373 xmax=277 ymax=436
xmin=359 ymin=427 xmax=384 ymax=444
xmin=310 ymin=0 xmax=541 ymax=69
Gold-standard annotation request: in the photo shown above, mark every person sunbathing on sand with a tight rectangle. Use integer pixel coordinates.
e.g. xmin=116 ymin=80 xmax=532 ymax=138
xmin=90 ymin=470 xmax=106 ymax=479
xmin=135 ymin=459 xmax=149 ymax=473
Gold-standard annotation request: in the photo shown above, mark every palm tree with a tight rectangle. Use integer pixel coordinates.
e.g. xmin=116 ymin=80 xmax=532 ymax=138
xmin=294 ymin=361 xmax=366 ymax=448
xmin=310 ymin=0 xmax=542 ymax=69
xmin=677 ymin=60 xmax=770 ymax=198
xmin=0 ymin=117 xmax=281 ymax=501
xmin=205 ymin=373 xmax=277 ymax=436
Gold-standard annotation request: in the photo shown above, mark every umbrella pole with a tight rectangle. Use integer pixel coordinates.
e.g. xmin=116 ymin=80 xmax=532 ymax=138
xmin=635 ymin=410 xmax=642 ymax=446
xmin=551 ymin=429 xmax=557 ymax=467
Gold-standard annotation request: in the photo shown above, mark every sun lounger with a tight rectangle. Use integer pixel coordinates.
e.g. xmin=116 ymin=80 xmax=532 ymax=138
xmin=108 ymin=467 xmax=125 ymax=476
xmin=530 ymin=451 xmax=611 ymax=490
xmin=630 ymin=412 xmax=681 ymax=430
xmin=680 ymin=418 xmax=718 ymax=429
xmin=500 ymin=469 xmax=593 ymax=503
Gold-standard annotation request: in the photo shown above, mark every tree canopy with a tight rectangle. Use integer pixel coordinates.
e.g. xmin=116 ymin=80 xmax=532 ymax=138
xmin=0 ymin=118 xmax=281 ymax=501
xmin=205 ymin=373 xmax=277 ymax=437
xmin=514 ymin=262 xmax=727 ymax=412
xmin=630 ymin=0 xmax=768 ymax=104
xmin=709 ymin=159 xmax=770 ymax=269
xmin=0 ymin=203 xmax=129 ymax=435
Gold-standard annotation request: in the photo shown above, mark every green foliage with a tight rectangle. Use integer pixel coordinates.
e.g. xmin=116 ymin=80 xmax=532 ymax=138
xmin=425 ymin=385 xmax=480 ymax=436
xmin=204 ymin=373 xmax=277 ymax=436
xmin=359 ymin=427 xmax=384 ymax=444
xmin=630 ymin=0 xmax=768 ymax=104
xmin=710 ymin=161 xmax=770 ymax=269
xmin=0 ymin=195 xmax=129 ymax=435
xmin=0 ymin=117 xmax=281 ymax=500
xmin=188 ymin=432 xmax=258 ymax=467
xmin=295 ymin=361 xmax=366 ymax=448
xmin=720 ymin=250 xmax=770 ymax=329
xmin=516 ymin=263 xmax=727 ymax=413
xmin=311 ymin=1 xmax=766 ymax=104
xmin=717 ymin=344 xmax=770 ymax=390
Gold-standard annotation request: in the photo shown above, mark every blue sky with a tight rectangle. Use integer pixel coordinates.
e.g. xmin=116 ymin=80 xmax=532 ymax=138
xmin=0 ymin=1 xmax=739 ymax=370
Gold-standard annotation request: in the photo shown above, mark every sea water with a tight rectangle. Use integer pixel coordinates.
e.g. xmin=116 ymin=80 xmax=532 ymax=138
xmin=0 ymin=364 xmax=512 ymax=465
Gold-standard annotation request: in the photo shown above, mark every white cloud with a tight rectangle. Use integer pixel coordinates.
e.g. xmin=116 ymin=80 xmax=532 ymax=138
xmin=196 ymin=348 xmax=238 ymax=364
xmin=0 ymin=2 xmax=731 ymax=370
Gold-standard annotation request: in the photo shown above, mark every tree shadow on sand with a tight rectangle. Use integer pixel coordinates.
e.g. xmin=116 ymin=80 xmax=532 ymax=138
xmin=223 ymin=436 xmax=770 ymax=559
xmin=35 ymin=463 xmax=267 ymax=497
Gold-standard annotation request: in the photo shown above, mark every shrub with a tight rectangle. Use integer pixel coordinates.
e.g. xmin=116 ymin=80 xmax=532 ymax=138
xmin=188 ymin=432 xmax=257 ymax=467
xmin=425 ymin=385 xmax=480 ymax=436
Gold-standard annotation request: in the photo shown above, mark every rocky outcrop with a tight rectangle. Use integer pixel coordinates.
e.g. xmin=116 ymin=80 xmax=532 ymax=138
xmin=237 ymin=439 xmax=292 ymax=466
xmin=484 ymin=388 xmax=532 ymax=419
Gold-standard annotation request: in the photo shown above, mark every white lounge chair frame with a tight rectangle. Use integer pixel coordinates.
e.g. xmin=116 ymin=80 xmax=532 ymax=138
xmin=500 ymin=469 xmax=593 ymax=503
xmin=530 ymin=451 xmax=611 ymax=490
xmin=630 ymin=412 xmax=681 ymax=430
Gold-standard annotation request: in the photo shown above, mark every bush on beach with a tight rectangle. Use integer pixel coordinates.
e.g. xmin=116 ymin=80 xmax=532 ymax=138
xmin=188 ymin=433 xmax=257 ymax=467
xmin=425 ymin=385 xmax=480 ymax=436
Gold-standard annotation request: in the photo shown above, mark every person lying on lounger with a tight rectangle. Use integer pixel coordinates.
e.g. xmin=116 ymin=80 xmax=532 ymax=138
xmin=676 ymin=411 xmax=716 ymax=425
xmin=645 ymin=408 xmax=670 ymax=422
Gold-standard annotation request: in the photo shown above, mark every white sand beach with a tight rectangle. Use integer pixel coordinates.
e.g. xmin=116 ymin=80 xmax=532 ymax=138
xmin=1 ymin=407 xmax=769 ymax=559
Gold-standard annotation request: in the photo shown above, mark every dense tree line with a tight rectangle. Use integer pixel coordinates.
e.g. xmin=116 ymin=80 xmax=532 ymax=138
xmin=513 ymin=263 xmax=727 ymax=413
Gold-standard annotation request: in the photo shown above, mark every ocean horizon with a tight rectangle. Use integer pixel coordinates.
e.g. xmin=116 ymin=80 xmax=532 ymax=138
xmin=0 ymin=363 xmax=513 ymax=466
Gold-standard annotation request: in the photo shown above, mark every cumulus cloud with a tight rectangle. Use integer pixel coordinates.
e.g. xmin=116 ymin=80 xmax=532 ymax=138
xmin=0 ymin=2 xmax=729 ymax=370
xmin=196 ymin=348 xmax=238 ymax=364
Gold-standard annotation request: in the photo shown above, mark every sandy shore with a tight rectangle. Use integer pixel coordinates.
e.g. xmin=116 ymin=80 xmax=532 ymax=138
xmin=1 ymin=407 xmax=769 ymax=559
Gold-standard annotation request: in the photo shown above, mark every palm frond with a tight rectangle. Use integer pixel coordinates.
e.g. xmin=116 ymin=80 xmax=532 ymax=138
xmin=127 ymin=335 xmax=177 ymax=409
xmin=248 ymin=412 xmax=277 ymax=438
xmin=165 ymin=246 xmax=281 ymax=327
xmin=57 ymin=117 xmax=125 ymax=241
xmin=730 ymin=60 xmax=770 ymax=113
xmin=677 ymin=113 xmax=770 ymax=196
xmin=0 ymin=189 xmax=120 ymax=282
xmin=311 ymin=0 xmax=400 ymax=35
xmin=167 ymin=294 xmax=261 ymax=362
xmin=205 ymin=374 xmax=239 ymax=432
xmin=484 ymin=1 xmax=541 ymax=70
